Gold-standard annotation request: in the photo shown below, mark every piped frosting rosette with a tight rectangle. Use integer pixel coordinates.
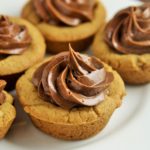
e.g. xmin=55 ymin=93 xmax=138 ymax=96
xmin=0 ymin=16 xmax=31 ymax=55
xmin=105 ymin=4 xmax=150 ymax=54
xmin=33 ymin=0 xmax=97 ymax=26
xmin=33 ymin=45 xmax=114 ymax=109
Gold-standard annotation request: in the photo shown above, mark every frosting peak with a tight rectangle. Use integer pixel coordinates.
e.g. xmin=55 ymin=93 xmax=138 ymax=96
xmin=32 ymin=45 xmax=114 ymax=109
xmin=105 ymin=4 xmax=150 ymax=54
xmin=33 ymin=0 xmax=97 ymax=26
xmin=0 ymin=80 xmax=6 ymax=105
xmin=0 ymin=15 xmax=31 ymax=55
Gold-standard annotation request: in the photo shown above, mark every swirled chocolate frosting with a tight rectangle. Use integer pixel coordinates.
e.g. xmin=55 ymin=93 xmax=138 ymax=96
xmin=33 ymin=0 xmax=97 ymax=26
xmin=0 ymin=16 xmax=31 ymax=55
xmin=32 ymin=45 xmax=114 ymax=109
xmin=0 ymin=80 xmax=6 ymax=105
xmin=105 ymin=4 xmax=150 ymax=54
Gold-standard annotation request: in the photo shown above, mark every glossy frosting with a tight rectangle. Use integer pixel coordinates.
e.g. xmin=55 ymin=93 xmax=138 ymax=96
xmin=0 ymin=16 xmax=31 ymax=55
xmin=105 ymin=4 xmax=150 ymax=54
xmin=33 ymin=0 xmax=97 ymax=26
xmin=0 ymin=80 xmax=6 ymax=105
xmin=32 ymin=45 xmax=114 ymax=109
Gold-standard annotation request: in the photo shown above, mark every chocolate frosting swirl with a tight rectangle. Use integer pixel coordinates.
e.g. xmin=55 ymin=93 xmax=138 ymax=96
xmin=0 ymin=80 xmax=6 ymax=105
xmin=33 ymin=0 xmax=97 ymax=26
xmin=32 ymin=45 xmax=114 ymax=109
xmin=105 ymin=4 xmax=150 ymax=54
xmin=0 ymin=16 xmax=31 ymax=55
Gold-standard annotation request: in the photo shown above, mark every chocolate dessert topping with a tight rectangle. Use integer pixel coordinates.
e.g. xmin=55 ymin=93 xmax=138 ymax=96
xmin=32 ymin=44 xmax=114 ymax=109
xmin=105 ymin=4 xmax=150 ymax=54
xmin=33 ymin=0 xmax=97 ymax=26
xmin=0 ymin=16 xmax=31 ymax=55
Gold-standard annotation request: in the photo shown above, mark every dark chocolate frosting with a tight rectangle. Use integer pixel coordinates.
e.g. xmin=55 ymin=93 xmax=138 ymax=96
xmin=32 ymin=45 xmax=114 ymax=109
xmin=0 ymin=80 xmax=6 ymax=105
xmin=105 ymin=4 xmax=150 ymax=54
xmin=33 ymin=0 xmax=97 ymax=26
xmin=0 ymin=16 xmax=31 ymax=55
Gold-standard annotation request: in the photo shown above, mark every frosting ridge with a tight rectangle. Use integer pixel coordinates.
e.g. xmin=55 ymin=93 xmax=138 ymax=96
xmin=105 ymin=4 xmax=150 ymax=54
xmin=0 ymin=16 xmax=31 ymax=55
xmin=32 ymin=45 xmax=114 ymax=109
xmin=33 ymin=0 xmax=97 ymax=26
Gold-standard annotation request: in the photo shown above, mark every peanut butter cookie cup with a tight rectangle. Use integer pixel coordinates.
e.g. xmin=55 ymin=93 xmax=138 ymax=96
xmin=21 ymin=0 xmax=106 ymax=53
xmin=16 ymin=45 xmax=125 ymax=140
xmin=92 ymin=4 xmax=150 ymax=84
xmin=0 ymin=80 xmax=16 ymax=139
xmin=0 ymin=15 xmax=46 ymax=90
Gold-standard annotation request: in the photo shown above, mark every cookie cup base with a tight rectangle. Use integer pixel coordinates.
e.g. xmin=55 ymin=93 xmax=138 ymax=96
xmin=22 ymin=1 xmax=106 ymax=53
xmin=16 ymin=58 xmax=125 ymax=140
xmin=92 ymin=30 xmax=150 ymax=84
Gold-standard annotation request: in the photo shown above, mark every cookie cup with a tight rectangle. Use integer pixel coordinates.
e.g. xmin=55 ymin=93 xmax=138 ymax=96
xmin=16 ymin=57 xmax=125 ymax=140
xmin=0 ymin=92 xmax=16 ymax=139
xmin=21 ymin=1 xmax=106 ymax=53
xmin=92 ymin=30 xmax=150 ymax=84
xmin=0 ymin=17 xmax=46 ymax=90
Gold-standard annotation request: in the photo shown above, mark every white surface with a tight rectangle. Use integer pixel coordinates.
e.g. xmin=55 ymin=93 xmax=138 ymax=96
xmin=0 ymin=0 xmax=150 ymax=150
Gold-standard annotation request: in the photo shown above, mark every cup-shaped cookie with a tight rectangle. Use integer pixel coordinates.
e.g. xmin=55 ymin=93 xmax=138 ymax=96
xmin=16 ymin=45 xmax=125 ymax=140
xmin=0 ymin=15 xmax=46 ymax=90
xmin=21 ymin=0 xmax=106 ymax=53
xmin=0 ymin=80 xmax=16 ymax=139
xmin=92 ymin=4 xmax=150 ymax=84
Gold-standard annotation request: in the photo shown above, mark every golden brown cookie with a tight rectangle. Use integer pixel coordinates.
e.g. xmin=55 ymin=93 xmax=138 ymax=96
xmin=16 ymin=57 xmax=125 ymax=140
xmin=0 ymin=16 xmax=46 ymax=90
xmin=92 ymin=29 xmax=150 ymax=84
xmin=0 ymin=81 xmax=16 ymax=139
xmin=21 ymin=0 xmax=106 ymax=53
xmin=92 ymin=4 xmax=150 ymax=84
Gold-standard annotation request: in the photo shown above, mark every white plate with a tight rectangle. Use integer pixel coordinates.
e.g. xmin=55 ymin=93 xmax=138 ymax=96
xmin=0 ymin=0 xmax=150 ymax=150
